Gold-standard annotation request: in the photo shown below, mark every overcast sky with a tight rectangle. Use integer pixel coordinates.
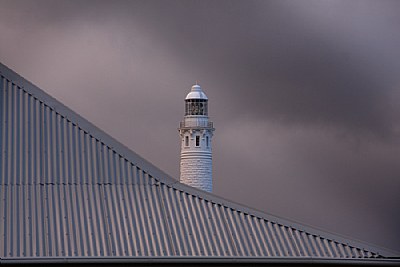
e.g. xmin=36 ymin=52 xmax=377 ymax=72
xmin=0 ymin=0 xmax=399 ymax=253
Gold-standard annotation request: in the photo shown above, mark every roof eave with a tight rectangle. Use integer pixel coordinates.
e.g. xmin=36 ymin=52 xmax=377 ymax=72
xmin=1 ymin=257 xmax=400 ymax=266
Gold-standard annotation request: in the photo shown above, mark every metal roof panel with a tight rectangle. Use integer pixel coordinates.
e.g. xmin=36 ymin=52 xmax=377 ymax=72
xmin=0 ymin=62 xmax=398 ymax=260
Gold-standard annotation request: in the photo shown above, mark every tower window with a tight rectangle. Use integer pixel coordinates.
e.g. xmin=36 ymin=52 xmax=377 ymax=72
xmin=206 ymin=136 xmax=209 ymax=147
xmin=185 ymin=136 xmax=189 ymax=147
xmin=196 ymin=136 xmax=200 ymax=147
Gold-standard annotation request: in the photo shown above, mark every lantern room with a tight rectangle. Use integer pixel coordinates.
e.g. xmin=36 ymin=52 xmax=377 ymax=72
xmin=185 ymin=84 xmax=208 ymax=116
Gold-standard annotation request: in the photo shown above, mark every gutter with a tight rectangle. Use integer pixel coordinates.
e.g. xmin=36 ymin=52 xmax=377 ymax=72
xmin=1 ymin=257 xmax=400 ymax=266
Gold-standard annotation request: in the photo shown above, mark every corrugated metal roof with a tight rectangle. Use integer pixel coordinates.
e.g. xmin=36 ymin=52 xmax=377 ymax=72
xmin=0 ymin=62 xmax=397 ymax=260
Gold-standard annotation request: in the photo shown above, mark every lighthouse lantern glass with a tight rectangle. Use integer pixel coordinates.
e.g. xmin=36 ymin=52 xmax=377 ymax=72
xmin=185 ymin=99 xmax=208 ymax=116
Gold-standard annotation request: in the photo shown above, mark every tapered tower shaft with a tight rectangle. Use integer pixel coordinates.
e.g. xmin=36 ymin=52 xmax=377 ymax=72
xmin=179 ymin=84 xmax=214 ymax=192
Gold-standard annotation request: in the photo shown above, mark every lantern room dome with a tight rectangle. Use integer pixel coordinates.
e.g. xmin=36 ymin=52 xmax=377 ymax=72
xmin=185 ymin=84 xmax=208 ymax=100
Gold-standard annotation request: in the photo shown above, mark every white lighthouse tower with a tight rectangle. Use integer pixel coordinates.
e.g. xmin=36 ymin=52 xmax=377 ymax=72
xmin=179 ymin=84 xmax=214 ymax=192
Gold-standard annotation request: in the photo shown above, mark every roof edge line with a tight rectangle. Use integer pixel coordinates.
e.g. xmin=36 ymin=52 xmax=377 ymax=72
xmin=0 ymin=62 xmax=178 ymax=186
xmin=166 ymin=183 xmax=399 ymax=258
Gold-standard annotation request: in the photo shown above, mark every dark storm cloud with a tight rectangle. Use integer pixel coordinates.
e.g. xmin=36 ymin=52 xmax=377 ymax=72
xmin=106 ymin=0 xmax=400 ymax=138
xmin=134 ymin=0 xmax=400 ymax=137
xmin=1 ymin=0 xmax=399 ymax=252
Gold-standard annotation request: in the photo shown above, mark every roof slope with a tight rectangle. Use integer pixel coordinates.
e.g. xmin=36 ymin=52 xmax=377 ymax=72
xmin=0 ymin=62 xmax=397 ymax=260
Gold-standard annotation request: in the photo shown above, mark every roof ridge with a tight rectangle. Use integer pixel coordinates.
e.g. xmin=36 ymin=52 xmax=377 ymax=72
xmin=164 ymin=182 xmax=399 ymax=257
xmin=0 ymin=62 xmax=178 ymax=185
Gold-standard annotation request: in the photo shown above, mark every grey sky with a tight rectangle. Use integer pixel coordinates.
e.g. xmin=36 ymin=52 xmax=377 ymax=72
xmin=0 ymin=0 xmax=399 ymax=252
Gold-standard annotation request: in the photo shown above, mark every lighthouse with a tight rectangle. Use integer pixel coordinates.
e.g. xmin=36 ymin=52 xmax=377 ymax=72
xmin=179 ymin=84 xmax=214 ymax=192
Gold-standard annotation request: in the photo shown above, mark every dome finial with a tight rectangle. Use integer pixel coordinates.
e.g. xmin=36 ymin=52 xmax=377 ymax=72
xmin=186 ymin=83 xmax=208 ymax=100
